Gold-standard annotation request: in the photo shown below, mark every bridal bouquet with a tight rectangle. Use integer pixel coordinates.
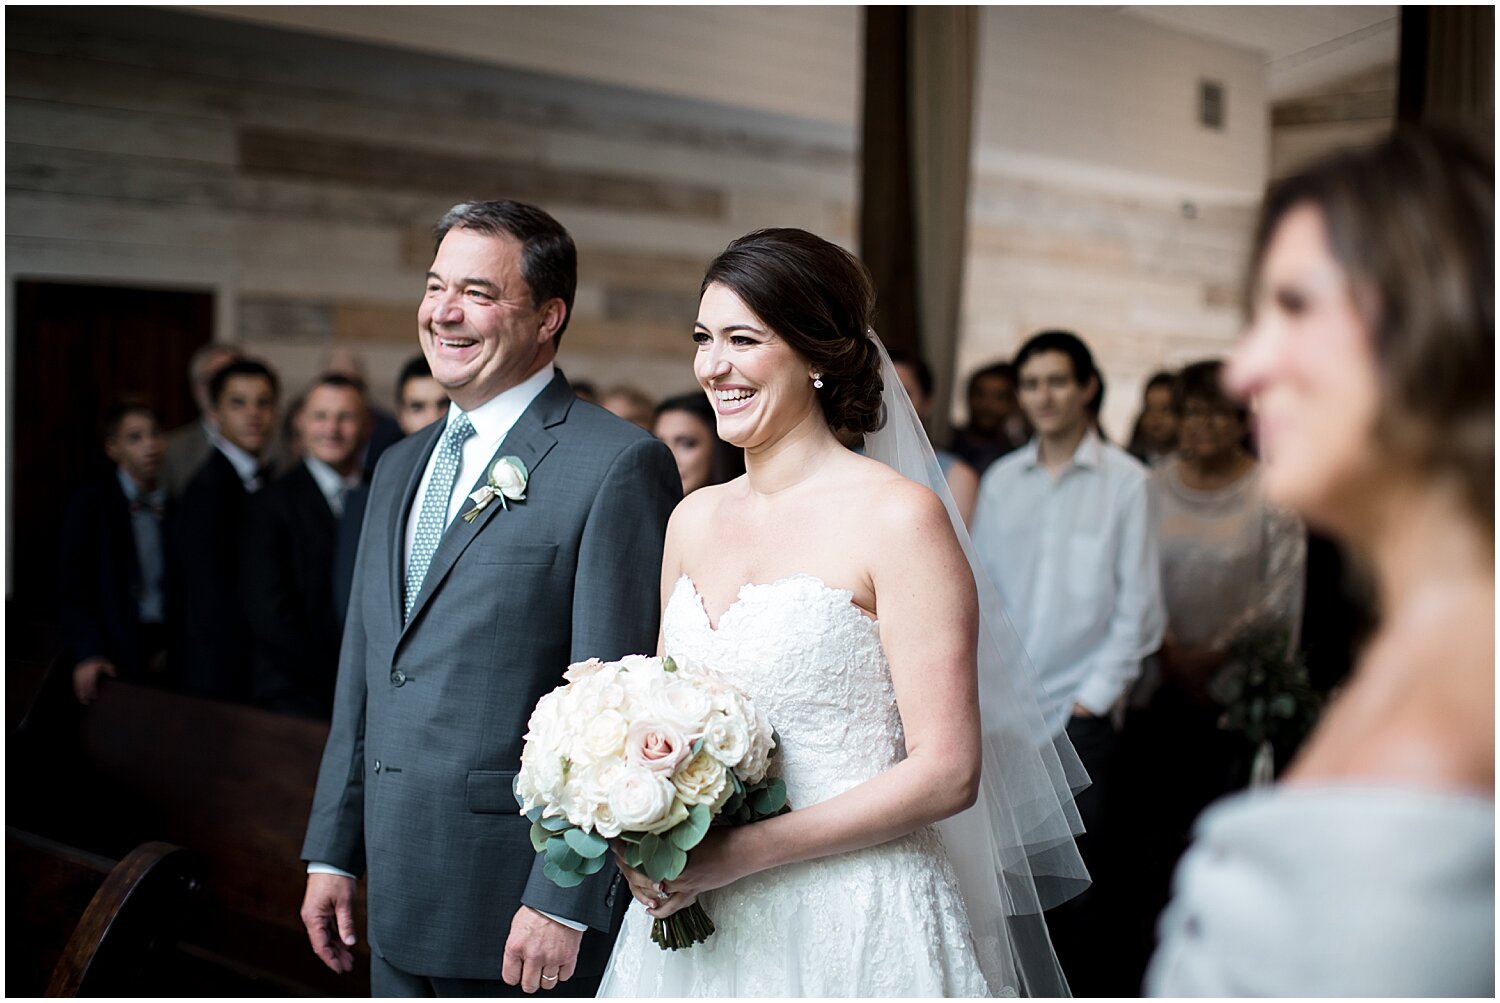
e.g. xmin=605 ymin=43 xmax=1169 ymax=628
xmin=515 ymin=653 xmax=786 ymax=949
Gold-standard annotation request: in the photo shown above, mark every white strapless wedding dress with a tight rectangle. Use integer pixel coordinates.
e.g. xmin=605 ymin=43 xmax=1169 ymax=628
xmin=596 ymin=574 xmax=995 ymax=998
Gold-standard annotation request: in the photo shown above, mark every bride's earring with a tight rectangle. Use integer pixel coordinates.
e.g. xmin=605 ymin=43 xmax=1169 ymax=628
xmin=812 ymin=373 xmax=824 ymax=389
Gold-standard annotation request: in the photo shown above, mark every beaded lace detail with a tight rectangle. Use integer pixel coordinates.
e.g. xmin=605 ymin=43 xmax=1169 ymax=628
xmin=598 ymin=575 xmax=999 ymax=998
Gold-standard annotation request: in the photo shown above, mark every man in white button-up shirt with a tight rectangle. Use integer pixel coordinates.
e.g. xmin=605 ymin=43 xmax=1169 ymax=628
xmin=970 ymin=329 xmax=1164 ymax=996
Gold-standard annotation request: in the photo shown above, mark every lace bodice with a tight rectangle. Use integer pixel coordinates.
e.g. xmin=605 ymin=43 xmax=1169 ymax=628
xmin=600 ymin=573 xmax=994 ymax=997
xmin=664 ymin=574 xmax=904 ymax=809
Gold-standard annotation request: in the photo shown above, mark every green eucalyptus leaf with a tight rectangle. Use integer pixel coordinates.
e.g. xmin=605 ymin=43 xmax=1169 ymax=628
xmin=543 ymin=860 xmax=585 ymax=888
xmin=564 ymin=827 xmax=610 ymax=859
xmin=539 ymin=813 xmax=572 ymax=833
xmin=621 ymin=841 xmax=644 ymax=869
xmin=578 ymin=852 xmax=608 ymax=876
xmin=529 ymin=821 xmax=550 ymax=853
xmin=642 ymin=834 xmax=688 ymax=882
xmin=668 ymin=804 xmax=712 ymax=851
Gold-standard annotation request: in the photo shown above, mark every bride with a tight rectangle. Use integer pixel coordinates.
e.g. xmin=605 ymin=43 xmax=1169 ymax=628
xmin=598 ymin=229 xmax=1087 ymax=997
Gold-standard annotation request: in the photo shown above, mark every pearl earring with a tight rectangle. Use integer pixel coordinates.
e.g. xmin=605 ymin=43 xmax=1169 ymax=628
xmin=812 ymin=374 xmax=824 ymax=389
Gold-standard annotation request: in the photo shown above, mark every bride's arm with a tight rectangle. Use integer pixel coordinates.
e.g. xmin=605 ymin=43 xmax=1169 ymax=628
xmin=643 ymin=481 xmax=982 ymax=914
xmin=654 ymin=494 xmax=697 ymax=657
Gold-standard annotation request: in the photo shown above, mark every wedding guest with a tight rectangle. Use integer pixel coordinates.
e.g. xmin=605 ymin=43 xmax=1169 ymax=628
xmin=1114 ymin=359 xmax=1306 ymax=986
xmin=951 ymin=361 xmax=1026 ymax=475
xmin=331 ymin=356 xmax=450 ymax=624
xmin=59 ymin=399 xmax=173 ymax=704
xmin=651 ymin=392 xmax=743 ymax=496
xmin=600 ymin=384 xmax=654 ymax=430
xmin=969 ymin=328 xmax=1165 ymax=995
xmin=160 ymin=343 xmax=242 ymax=498
xmin=889 ymin=353 xmax=980 ymax=524
xmin=173 ymin=358 xmax=279 ymax=702
xmin=323 ymin=347 xmax=402 ymax=478
xmin=1148 ymin=129 xmax=1493 ymax=996
xmin=571 ymin=379 xmax=599 ymax=404
xmin=1127 ymin=371 xmax=1178 ymax=466
xmin=243 ymin=374 xmax=368 ymax=717
xmin=394 ymin=354 xmax=449 ymax=436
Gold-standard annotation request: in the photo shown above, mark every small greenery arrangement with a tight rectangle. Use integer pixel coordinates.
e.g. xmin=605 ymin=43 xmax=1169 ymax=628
xmin=1213 ymin=624 xmax=1325 ymax=783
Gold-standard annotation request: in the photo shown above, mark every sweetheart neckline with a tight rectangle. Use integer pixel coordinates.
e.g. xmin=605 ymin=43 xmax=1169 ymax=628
xmin=674 ymin=573 xmax=880 ymax=634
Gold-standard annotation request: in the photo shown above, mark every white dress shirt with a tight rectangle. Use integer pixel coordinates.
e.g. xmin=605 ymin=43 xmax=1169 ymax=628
xmin=970 ymin=430 xmax=1165 ymax=735
xmin=311 ymin=365 xmax=586 ymax=932
xmin=116 ymin=468 xmax=167 ymax=624
xmin=213 ymin=436 xmax=267 ymax=492
xmin=302 ymin=456 xmax=363 ymax=519
xmin=402 ymin=365 xmax=555 ymax=573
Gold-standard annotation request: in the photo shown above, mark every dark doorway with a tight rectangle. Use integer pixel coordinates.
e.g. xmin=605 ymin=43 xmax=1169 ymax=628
xmin=9 ymin=280 xmax=212 ymax=665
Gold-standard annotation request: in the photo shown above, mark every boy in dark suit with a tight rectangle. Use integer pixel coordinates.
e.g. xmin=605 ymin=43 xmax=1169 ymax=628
xmin=59 ymin=400 xmax=172 ymax=704
xmin=173 ymin=358 xmax=279 ymax=702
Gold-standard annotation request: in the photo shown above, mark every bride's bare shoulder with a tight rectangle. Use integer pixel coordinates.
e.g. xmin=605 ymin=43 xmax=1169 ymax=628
xmin=666 ymin=476 xmax=745 ymax=537
xmin=835 ymin=453 xmax=952 ymax=537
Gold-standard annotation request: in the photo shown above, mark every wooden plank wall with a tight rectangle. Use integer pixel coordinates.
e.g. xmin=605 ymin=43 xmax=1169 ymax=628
xmin=958 ymin=8 xmax=1268 ymax=439
xmin=6 ymin=7 xmax=859 ymax=409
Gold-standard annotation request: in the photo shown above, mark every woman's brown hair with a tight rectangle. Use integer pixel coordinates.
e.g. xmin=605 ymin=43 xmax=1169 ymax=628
xmin=1248 ymin=128 xmax=1494 ymax=528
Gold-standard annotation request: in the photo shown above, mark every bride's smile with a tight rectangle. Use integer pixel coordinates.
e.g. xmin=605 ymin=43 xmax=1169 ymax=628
xmin=693 ymin=281 xmax=827 ymax=453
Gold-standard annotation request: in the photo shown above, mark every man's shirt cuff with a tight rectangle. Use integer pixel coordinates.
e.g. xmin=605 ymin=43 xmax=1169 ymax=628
xmin=307 ymin=861 xmax=357 ymax=879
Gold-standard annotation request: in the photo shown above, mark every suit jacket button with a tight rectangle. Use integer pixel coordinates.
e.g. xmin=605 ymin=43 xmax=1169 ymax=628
xmin=391 ymin=669 xmax=406 ymax=687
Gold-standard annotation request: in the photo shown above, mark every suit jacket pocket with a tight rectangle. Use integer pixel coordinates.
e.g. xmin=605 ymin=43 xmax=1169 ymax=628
xmin=466 ymin=769 xmax=521 ymax=813
xmin=476 ymin=543 xmax=558 ymax=567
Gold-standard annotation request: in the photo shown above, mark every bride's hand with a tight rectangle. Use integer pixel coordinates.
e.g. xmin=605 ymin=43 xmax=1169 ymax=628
xmin=648 ymin=829 xmax=747 ymax=920
xmin=610 ymin=846 xmax=662 ymax=910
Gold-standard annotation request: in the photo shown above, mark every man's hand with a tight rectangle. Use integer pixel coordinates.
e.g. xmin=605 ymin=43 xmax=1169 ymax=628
xmin=1071 ymin=702 xmax=1096 ymax=718
xmin=72 ymin=657 xmax=117 ymax=705
xmin=301 ymin=872 xmax=358 ymax=973
xmin=502 ymin=905 xmax=583 ymax=994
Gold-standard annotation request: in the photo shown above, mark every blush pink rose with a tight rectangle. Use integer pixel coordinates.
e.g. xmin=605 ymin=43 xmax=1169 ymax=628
xmin=624 ymin=719 xmax=690 ymax=775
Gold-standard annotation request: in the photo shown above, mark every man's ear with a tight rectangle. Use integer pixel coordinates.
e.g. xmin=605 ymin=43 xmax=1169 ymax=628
xmin=103 ymin=438 xmax=122 ymax=465
xmin=537 ymin=298 xmax=567 ymax=345
xmin=1082 ymin=375 xmax=1100 ymax=408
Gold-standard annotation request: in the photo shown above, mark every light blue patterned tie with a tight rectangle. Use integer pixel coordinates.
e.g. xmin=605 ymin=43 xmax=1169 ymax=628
xmin=404 ymin=412 xmax=475 ymax=622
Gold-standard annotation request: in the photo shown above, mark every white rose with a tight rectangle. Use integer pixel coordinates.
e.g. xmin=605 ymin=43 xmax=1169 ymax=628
xmin=672 ymin=749 xmax=729 ymax=807
xmin=591 ymin=800 xmax=624 ymax=839
xmin=562 ymin=658 xmax=605 ymax=683
xmin=651 ymin=680 xmax=714 ymax=739
xmin=490 ymin=456 xmax=528 ymax=501
xmin=560 ymin=778 xmax=594 ymax=829
xmin=522 ymin=746 xmax=566 ymax=805
xmin=608 ymin=765 xmax=677 ymax=832
xmin=702 ymin=713 xmax=750 ymax=768
xmin=735 ymin=707 xmax=776 ymax=784
xmin=581 ymin=709 xmax=629 ymax=763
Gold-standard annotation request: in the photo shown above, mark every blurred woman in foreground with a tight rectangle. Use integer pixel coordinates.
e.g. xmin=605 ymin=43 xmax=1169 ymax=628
xmin=1147 ymin=129 xmax=1494 ymax=996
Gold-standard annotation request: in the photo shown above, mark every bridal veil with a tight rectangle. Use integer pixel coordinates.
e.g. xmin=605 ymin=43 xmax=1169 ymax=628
xmin=863 ymin=334 xmax=1090 ymax=997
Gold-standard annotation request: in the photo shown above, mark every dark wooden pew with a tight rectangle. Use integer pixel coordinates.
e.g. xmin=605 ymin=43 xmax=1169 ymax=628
xmin=7 ymin=830 xmax=201 ymax=996
xmin=9 ymin=667 xmax=371 ymax=995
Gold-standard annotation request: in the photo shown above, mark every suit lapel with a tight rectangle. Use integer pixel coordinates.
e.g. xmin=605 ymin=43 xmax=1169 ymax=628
xmin=400 ymin=374 xmax=572 ymax=636
xmin=390 ymin=420 xmax=444 ymax=629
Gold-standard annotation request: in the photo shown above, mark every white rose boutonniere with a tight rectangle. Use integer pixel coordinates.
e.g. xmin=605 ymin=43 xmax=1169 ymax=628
xmin=463 ymin=455 xmax=529 ymax=523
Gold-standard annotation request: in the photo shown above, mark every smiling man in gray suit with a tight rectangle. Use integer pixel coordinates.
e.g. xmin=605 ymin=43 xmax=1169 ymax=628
xmin=300 ymin=200 xmax=680 ymax=996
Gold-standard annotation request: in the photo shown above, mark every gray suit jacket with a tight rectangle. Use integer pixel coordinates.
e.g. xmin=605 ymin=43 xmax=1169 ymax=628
xmin=302 ymin=373 xmax=680 ymax=980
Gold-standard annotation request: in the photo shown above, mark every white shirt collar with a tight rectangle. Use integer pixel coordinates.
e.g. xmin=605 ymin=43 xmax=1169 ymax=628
xmin=215 ymin=438 xmax=262 ymax=487
xmin=450 ymin=364 xmax=556 ymax=446
xmin=303 ymin=456 xmax=361 ymax=508
xmin=1020 ymin=427 xmax=1104 ymax=472
xmin=116 ymin=467 xmax=164 ymax=505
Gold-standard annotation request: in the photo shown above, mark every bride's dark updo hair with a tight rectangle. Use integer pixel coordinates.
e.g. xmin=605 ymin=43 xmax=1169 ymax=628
xmin=701 ymin=228 xmax=885 ymax=435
